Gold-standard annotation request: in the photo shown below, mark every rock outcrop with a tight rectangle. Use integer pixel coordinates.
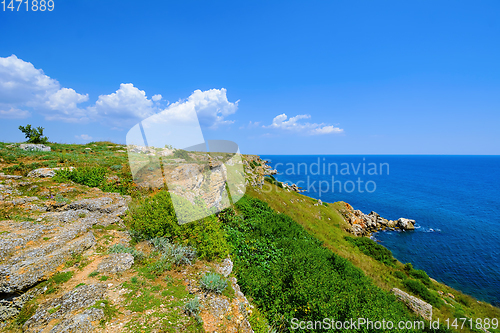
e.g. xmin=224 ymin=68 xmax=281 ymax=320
xmin=0 ymin=188 xmax=130 ymax=323
xmin=27 ymin=167 xmax=75 ymax=178
xmin=23 ymin=283 xmax=107 ymax=332
xmin=97 ymin=253 xmax=134 ymax=274
xmin=19 ymin=144 xmax=51 ymax=152
xmin=340 ymin=202 xmax=416 ymax=236
xmin=243 ymin=155 xmax=278 ymax=188
xmin=392 ymin=288 xmax=432 ymax=321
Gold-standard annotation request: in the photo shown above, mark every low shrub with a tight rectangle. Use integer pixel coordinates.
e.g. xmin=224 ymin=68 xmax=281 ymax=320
xmin=393 ymin=270 xmax=407 ymax=280
xmin=128 ymin=190 xmax=230 ymax=260
xmin=150 ymin=237 xmax=196 ymax=265
xmin=108 ymin=244 xmax=145 ymax=261
xmin=55 ymin=193 xmax=70 ymax=204
xmin=264 ymin=175 xmax=283 ymax=188
xmin=54 ymin=166 xmax=133 ymax=195
xmin=144 ymin=257 xmax=172 ymax=276
xmin=184 ymin=296 xmax=202 ymax=318
xmin=409 ymin=268 xmax=432 ymax=287
xmin=403 ymin=279 xmax=444 ymax=307
xmin=54 ymin=167 xmax=107 ymax=188
xmin=200 ymin=272 xmax=227 ymax=293
xmin=345 ymin=236 xmax=396 ymax=267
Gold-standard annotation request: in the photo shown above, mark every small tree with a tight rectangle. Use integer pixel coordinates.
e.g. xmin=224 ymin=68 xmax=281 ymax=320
xmin=18 ymin=124 xmax=49 ymax=144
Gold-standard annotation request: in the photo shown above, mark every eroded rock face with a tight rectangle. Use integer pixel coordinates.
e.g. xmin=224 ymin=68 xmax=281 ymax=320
xmin=23 ymin=283 xmax=107 ymax=332
xmin=50 ymin=308 xmax=105 ymax=333
xmin=0 ymin=230 xmax=96 ymax=293
xmin=0 ymin=191 xmax=130 ymax=322
xmin=392 ymin=288 xmax=432 ymax=321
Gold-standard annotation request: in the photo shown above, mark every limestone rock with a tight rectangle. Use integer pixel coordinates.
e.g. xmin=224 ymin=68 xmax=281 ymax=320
xmin=20 ymin=144 xmax=51 ymax=152
xmin=0 ymin=231 xmax=96 ymax=293
xmin=23 ymin=283 xmax=107 ymax=332
xmin=27 ymin=167 xmax=74 ymax=178
xmin=0 ymin=173 xmax=22 ymax=180
xmin=340 ymin=202 xmax=417 ymax=236
xmin=216 ymin=257 xmax=233 ymax=277
xmin=397 ymin=218 xmax=416 ymax=230
xmin=97 ymin=253 xmax=134 ymax=274
xmin=391 ymin=288 xmax=432 ymax=320
xmin=50 ymin=308 xmax=104 ymax=333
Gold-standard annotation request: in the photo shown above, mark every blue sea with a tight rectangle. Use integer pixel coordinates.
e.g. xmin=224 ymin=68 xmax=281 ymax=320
xmin=262 ymin=155 xmax=500 ymax=306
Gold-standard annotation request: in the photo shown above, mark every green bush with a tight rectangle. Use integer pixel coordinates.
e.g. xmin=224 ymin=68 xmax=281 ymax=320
xmin=150 ymin=237 xmax=196 ymax=265
xmin=200 ymin=272 xmax=227 ymax=293
xmin=409 ymin=268 xmax=432 ymax=287
xmin=225 ymin=196 xmax=443 ymax=332
xmin=184 ymin=296 xmax=201 ymax=315
xmin=129 ymin=190 xmax=230 ymax=260
xmin=18 ymin=124 xmax=49 ymax=144
xmin=393 ymin=270 xmax=407 ymax=280
xmin=345 ymin=236 xmax=396 ymax=267
xmin=264 ymin=175 xmax=283 ymax=188
xmin=404 ymin=262 xmax=414 ymax=272
xmin=403 ymin=279 xmax=444 ymax=308
xmin=55 ymin=193 xmax=70 ymax=204
xmin=184 ymin=296 xmax=203 ymax=324
xmin=54 ymin=167 xmax=107 ymax=188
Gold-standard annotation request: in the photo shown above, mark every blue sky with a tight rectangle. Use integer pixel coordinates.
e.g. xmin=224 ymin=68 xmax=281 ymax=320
xmin=1 ymin=0 xmax=499 ymax=154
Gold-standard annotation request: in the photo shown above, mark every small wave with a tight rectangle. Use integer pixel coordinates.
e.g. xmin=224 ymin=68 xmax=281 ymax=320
xmin=418 ymin=227 xmax=441 ymax=233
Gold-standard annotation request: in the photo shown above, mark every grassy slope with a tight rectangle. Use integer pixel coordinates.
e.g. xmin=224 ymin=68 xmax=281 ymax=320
xmin=246 ymin=182 xmax=500 ymax=333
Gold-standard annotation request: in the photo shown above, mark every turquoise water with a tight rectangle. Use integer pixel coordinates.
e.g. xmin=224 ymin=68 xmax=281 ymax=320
xmin=262 ymin=155 xmax=500 ymax=306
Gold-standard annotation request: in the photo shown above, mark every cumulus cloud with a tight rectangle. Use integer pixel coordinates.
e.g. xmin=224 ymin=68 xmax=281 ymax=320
xmin=75 ymin=134 xmax=93 ymax=141
xmin=88 ymin=83 xmax=156 ymax=127
xmin=0 ymin=55 xmax=89 ymax=122
xmin=265 ymin=113 xmax=343 ymax=135
xmin=0 ymin=107 xmax=31 ymax=119
xmin=309 ymin=125 xmax=343 ymax=135
xmin=165 ymin=88 xmax=238 ymax=128
xmin=0 ymin=55 xmax=239 ymax=129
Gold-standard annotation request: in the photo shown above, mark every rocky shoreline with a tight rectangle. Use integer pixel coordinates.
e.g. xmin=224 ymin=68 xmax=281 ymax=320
xmin=340 ymin=202 xmax=416 ymax=236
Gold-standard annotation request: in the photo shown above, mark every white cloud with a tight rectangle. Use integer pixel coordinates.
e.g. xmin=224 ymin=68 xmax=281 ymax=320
xmin=0 ymin=55 xmax=239 ymax=129
xmin=88 ymin=83 xmax=156 ymax=127
xmin=0 ymin=55 xmax=89 ymax=122
xmin=0 ymin=107 xmax=31 ymax=119
xmin=75 ymin=134 xmax=93 ymax=141
xmin=166 ymin=88 xmax=238 ymax=128
xmin=310 ymin=125 xmax=344 ymax=135
xmin=265 ymin=113 xmax=343 ymax=135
